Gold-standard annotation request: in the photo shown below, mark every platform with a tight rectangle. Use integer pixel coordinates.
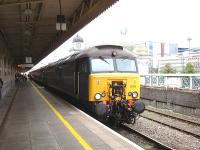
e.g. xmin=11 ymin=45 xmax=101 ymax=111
xmin=0 ymin=81 xmax=143 ymax=150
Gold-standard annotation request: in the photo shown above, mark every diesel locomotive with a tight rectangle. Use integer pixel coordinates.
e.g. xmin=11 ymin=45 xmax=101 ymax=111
xmin=31 ymin=45 xmax=145 ymax=124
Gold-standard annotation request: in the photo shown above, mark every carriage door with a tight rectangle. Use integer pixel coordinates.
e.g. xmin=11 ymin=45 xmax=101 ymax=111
xmin=75 ymin=59 xmax=88 ymax=100
xmin=75 ymin=61 xmax=79 ymax=96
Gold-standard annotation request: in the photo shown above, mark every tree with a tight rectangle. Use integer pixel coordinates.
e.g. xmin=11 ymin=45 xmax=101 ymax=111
xmin=159 ymin=63 xmax=177 ymax=74
xmin=184 ymin=63 xmax=195 ymax=73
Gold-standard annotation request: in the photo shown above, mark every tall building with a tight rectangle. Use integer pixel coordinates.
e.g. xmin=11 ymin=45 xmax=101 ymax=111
xmin=137 ymin=56 xmax=152 ymax=74
xmin=178 ymin=47 xmax=200 ymax=54
xmin=158 ymin=55 xmax=184 ymax=73
xmin=191 ymin=47 xmax=200 ymax=53
xmin=178 ymin=48 xmax=188 ymax=53
xmin=132 ymin=41 xmax=200 ymax=73
xmin=158 ymin=52 xmax=200 ymax=73
xmin=185 ymin=54 xmax=200 ymax=72
xmin=132 ymin=43 xmax=149 ymax=56
xmin=132 ymin=41 xmax=178 ymax=56
xmin=131 ymin=41 xmax=178 ymax=73
xmin=134 ymin=41 xmax=178 ymax=68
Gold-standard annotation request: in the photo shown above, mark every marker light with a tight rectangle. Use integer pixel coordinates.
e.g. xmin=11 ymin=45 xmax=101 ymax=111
xmin=101 ymin=92 xmax=106 ymax=97
xmin=128 ymin=92 xmax=132 ymax=96
xmin=95 ymin=93 xmax=101 ymax=100
xmin=132 ymin=92 xmax=138 ymax=98
xmin=112 ymin=51 xmax=117 ymax=57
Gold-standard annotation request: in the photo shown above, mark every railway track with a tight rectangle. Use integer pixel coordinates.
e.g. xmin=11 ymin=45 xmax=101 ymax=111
xmin=145 ymin=108 xmax=200 ymax=126
xmin=140 ymin=108 xmax=200 ymax=139
xmin=41 ymin=86 xmax=199 ymax=148
xmin=119 ymin=124 xmax=173 ymax=150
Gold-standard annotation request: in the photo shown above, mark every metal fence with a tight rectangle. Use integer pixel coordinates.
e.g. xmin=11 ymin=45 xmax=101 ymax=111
xmin=140 ymin=74 xmax=200 ymax=90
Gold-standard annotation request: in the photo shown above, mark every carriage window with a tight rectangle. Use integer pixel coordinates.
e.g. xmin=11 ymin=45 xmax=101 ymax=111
xmin=56 ymin=67 xmax=64 ymax=76
xmin=91 ymin=58 xmax=114 ymax=72
xmin=116 ymin=59 xmax=137 ymax=72
xmin=83 ymin=63 xmax=88 ymax=72
xmin=78 ymin=61 xmax=88 ymax=73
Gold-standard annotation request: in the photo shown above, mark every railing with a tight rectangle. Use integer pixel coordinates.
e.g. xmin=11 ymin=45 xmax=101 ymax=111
xmin=140 ymin=74 xmax=200 ymax=90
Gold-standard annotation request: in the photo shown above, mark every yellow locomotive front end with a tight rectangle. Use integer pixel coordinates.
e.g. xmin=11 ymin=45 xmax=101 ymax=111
xmin=89 ymin=73 xmax=140 ymax=102
xmin=87 ymin=50 xmax=145 ymax=124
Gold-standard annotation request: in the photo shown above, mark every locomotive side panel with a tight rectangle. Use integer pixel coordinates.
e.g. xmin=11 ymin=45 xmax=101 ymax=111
xmin=45 ymin=66 xmax=64 ymax=92
xmin=62 ymin=61 xmax=76 ymax=97
xmin=31 ymin=69 xmax=44 ymax=83
xmin=31 ymin=45 xmax=145 ymax=125
xmin=76 ymin=58 xmax=89 ymax=101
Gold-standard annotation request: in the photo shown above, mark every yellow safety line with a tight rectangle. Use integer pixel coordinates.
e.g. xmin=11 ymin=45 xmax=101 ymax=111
xmin=30 ymin=82 xmax=93 ymax=150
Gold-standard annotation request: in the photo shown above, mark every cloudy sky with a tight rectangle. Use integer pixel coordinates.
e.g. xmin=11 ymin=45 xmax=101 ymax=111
xmin=33 ymin=0 xmax=200 ymax=69
xmin=78 ymin=0 xmax=200 ymax=47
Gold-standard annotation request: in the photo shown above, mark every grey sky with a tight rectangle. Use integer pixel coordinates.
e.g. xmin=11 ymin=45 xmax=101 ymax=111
xmin=78 ymin=0 xmax=200 ymax=47
xmin=32 ymin=0 xmax=200 ymax=70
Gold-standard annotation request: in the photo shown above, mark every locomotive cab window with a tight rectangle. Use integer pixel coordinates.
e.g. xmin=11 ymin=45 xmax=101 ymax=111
xmin=91 ymin=58 xmax=137 ymax=73
xmin=116 ymin=58 xmax=137 ymax=72
xmin=91 ymin=58 xmax=114 ymax=72
xmin=78 ymin=61 xmax=88 ymax=73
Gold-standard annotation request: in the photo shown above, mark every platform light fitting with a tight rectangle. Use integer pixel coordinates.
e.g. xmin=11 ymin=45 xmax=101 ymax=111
xmin=24 ymin=30 xmax=31 ymax=36
xmin=23 ymin=48 xmax=28 ymax=52
xmin=24 ymin=8 xmax=32 ymax=15
xmin=56 ymin=15 xmax=66 ymax=31
xmin=56 ymin=23 xmax=66 ymax=31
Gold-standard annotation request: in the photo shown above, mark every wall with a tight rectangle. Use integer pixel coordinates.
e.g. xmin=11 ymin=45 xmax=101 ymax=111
xmin=0 ymin=35 xmax=15 ymax=100
xmin=140 ymin=86 xmax=200 ymax=117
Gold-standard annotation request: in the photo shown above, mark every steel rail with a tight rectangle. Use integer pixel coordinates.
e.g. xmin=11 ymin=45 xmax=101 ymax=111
xmin=140 ymin=115 xmax=200 ymax=139
xmin=121 ymin=124 xmax=173 ymax=150
xmin=144 ymin=108 xmax=200 ymax=126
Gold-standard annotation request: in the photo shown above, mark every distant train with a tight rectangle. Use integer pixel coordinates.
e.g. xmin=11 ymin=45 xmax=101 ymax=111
xmin=31 ymin=45 xmax=145 ymax=124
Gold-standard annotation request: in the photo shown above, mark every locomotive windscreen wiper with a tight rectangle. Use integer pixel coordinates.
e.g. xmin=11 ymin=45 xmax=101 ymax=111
xmin=99 ymin=56 xmax=110 ymax=64
xmin=120 ymin=56 xmax=129 ymax=61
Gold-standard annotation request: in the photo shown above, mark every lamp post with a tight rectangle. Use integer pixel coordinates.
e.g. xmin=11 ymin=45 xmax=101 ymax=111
xmin=56 ymin=0 xmax=66 ymax=31
xmin=187 ymin=37 xmax=192 ymax=55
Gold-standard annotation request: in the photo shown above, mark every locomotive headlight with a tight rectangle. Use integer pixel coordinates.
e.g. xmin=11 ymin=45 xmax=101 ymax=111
xmin=112 ymin=51 xmax=117 ymax=57
xmin=111 ymin=95 xmax=115 ymax=100
xmin=132 ymin=92 xmax=138 ymax=98
xmin=101 ymin=92 xmax=106 ymax=97
xmin=128 ymin=92 xmax=132 ymax=96
xmin=95 ymin=93 xmax=101 ymax=100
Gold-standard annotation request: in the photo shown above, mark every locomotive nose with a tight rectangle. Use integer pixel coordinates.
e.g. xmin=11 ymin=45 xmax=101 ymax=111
xmin=95 ymin=102 xmax=108 ymax=117
xmin=132 ymin=100 xmax=145 ymax=114
xmin=109 ymin=80 xmax=126 ymax=100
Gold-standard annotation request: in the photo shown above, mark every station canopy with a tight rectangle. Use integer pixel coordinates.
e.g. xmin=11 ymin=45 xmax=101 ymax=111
xmin=0 ymin=0 xmax=118 ymax=66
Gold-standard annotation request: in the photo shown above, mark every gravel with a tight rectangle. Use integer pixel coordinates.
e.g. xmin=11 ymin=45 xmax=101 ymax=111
xmin=147 ymin=106 xmax=200 ymax=125
xmin=127 ymin=116 xmax=200 ymax=150
xmin=141 ymin=111 xmax=200 ymax=136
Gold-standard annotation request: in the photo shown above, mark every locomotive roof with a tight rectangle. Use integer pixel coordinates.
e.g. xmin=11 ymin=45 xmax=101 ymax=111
xmin=46 ymin=53 xmax=78 ymax=67
xmin=45 ymin=45 xmax=136 ymax=68
xmin=75 ymin=45 xmax=136 ymax=59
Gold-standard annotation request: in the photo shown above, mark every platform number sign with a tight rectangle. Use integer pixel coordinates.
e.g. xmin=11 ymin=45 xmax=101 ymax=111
xmin=25 ymin=57 xmax=32 ymax=63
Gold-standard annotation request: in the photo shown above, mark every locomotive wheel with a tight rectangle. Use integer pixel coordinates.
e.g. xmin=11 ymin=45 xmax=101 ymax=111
xmin=131 ymin=117 xmax=136 ymax=124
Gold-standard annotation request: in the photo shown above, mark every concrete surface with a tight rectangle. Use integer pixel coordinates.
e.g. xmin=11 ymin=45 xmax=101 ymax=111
xmin=141 ymin=86 xmax=200 ymax=117
xmin=0 ymin=81 xmax=143 ymax=150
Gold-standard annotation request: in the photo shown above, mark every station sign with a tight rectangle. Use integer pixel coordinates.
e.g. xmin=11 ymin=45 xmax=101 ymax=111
xmin=25 ymin=57 xmax=32 ymax=63
xmin=18 ymin=64 xmax=34 ymax=68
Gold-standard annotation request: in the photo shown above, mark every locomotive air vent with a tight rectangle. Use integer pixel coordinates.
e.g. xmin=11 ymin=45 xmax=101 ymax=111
xmin=95 ymin=45 xmax=123 ymax=50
